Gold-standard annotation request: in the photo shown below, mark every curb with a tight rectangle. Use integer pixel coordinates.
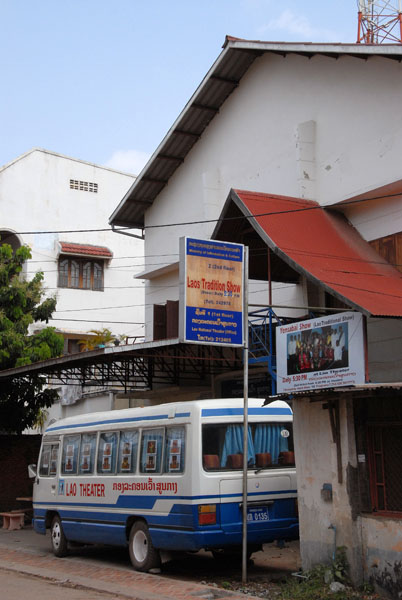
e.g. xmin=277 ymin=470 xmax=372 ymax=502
xmin=0 ymin=545 xmax=254 ymax=600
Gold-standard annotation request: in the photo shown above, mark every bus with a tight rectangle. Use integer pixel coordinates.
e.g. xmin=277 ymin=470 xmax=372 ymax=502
xmin=29 ymin=398 xmax=298 ymax=571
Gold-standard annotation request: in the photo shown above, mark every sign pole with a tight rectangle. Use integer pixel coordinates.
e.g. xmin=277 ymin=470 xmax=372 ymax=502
xmin=242 ymin=246 xmax=249 ymax=585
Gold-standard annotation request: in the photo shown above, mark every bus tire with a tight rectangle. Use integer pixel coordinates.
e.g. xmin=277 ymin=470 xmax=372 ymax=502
xmin=50 ymin=516 xmax=68 ymax=558
xmin=129 ymin=521 xmax=160 ymax=572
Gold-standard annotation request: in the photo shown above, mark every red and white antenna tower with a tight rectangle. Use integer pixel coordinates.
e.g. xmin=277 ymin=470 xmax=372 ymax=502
xmin=357 ymin=0 xmax=402 ymax=43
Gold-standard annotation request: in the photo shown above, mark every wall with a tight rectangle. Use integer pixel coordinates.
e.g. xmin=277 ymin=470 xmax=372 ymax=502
xmin=367 ymin=318 xmax=402 ymax=382
xmin=0 ymin=435 xmax=41 ymax=512
xmin=292 ymin=397 xmax=364 ymax=584
xmin=361 ymin=515 xmax=402 ymax=597
xmin=45 ymin=390 xmax=115 ymax=424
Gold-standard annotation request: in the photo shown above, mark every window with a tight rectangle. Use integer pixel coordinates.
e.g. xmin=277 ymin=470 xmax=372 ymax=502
xmin=153 ymin=301 xmax=179 ymax=341
xmin=367 ymin=424 xmax=402 ymax=514
xmin=39 ymin=443 xmax=59 ymax=477
xmin=355 ymin=396 xmax=402 ymax=517
xmin=97 ymin=432 xmax=118 ymax=474
xmin=117 ymin=430 xmax=139 ymax=474
xmin=70 ymin=179 xmax=98 ymax=193
xmin=78 ymin=433 xmax=97 ymax=474
xmin=61 ymin=435 xmax=81 ymax=475
xmin=140 ymin=429 xmax=164 ymax=473
xmin=202 ymin=422 xmax=294 ymax=471
xmin=369 ymin=232 xmax=402 ymax=273
xmin=58 ymin=257 xmax=104 ymax=291
xmin=164 ymin=427 xmax=185 ymax=473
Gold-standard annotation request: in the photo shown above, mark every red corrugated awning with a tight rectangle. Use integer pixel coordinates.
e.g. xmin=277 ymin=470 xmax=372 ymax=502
xmin=216 ymin=189 xmax=402 ymax=317
xmin=59 ymin=242 xmax=113 ymax=258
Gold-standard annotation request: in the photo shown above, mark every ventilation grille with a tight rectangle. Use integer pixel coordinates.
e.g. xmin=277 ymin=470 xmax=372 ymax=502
xmin=70 ymin=179 xmax=98 ymax=193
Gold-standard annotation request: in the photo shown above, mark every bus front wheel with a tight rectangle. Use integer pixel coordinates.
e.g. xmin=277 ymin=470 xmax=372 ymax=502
xmin=50 ymin=516 xmax=68 ymax=557
xmin=129 ymin=521 xmax=160 ymax=572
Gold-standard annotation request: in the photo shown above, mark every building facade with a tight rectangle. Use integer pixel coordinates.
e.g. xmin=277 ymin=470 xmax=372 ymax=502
xmin=1 ymin=148 xmax=144 ymax=421
xmin=109 ymin=40 xmax=402 ymax=594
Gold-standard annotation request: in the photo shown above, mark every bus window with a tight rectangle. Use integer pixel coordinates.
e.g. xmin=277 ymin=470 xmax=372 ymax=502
xmin=98 ymin=432 xmax=118 ymax=474
xmin=202 ymin=422 xmax=294 ymax=470
xmin=79 ymin=433 xmax=97 ymax=474
xmin=164 ymin=427 xmax=185 ymax=473
xmin=61 ymin=435 xmax=80 ymax=475
xmin=39 ymin=443 xmax=59 ymax=477
xmin=140 ymin=429 xmax=164 ymax=473
xmin=117 ymin=430 xmax=138 ymax=474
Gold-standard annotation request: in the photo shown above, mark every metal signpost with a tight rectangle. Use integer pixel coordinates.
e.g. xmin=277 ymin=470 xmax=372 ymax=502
xmin=179 ymin=237 xmax=249 ymax=581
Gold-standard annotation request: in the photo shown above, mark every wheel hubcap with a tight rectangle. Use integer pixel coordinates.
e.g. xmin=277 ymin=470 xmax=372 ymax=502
xmin=52 ymin=523 xmax=61 ymax=548
xmin=133 ymin=530 xmax=148 ymax=563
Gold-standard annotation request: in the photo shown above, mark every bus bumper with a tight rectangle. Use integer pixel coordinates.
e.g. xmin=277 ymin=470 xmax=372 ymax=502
xmin=149 ymin=521 xmax=299 ymax=552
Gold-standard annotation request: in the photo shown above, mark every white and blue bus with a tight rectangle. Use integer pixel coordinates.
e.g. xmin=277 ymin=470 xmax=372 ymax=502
xmin=30 ymin=398 xmax=298 ymax=571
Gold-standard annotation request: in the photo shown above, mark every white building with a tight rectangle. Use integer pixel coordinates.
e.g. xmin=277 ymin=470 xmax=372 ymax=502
xmin=110 ymin=39 xmax=402 ymax=594
xmin=0 ymin=148 xmax=144 ymax=418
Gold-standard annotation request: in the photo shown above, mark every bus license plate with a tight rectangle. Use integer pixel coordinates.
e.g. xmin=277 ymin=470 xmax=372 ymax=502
xmin=247 ymin=506 xmax=270 ymax=522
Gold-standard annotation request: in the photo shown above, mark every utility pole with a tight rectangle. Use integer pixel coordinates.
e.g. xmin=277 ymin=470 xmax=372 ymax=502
xmin=357 ymin=0 xmax=402 ymax=43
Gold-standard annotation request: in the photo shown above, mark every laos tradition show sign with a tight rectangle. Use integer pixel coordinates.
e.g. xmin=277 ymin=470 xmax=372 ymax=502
xmin=179 ymin=237 xmax=245 ymax=346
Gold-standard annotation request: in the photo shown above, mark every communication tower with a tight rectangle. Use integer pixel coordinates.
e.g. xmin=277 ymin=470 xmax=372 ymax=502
xmin=357 ymin=0 xmax=402 ymax=43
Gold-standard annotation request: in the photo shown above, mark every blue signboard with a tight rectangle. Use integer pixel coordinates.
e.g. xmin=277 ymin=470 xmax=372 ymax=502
xmin=180 ymin=237 xmax=245 ymax=347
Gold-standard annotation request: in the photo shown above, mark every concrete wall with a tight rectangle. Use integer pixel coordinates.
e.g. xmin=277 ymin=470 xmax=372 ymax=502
xmin=293 ymin=398 xmax=364 ymax=582
xmin=361 ymin=515 xmax=402 ymax=597
xmin=45 ymin=390 xmax=115 ymax=424
xmin=293 ymin=395 xmax=402 ymax=593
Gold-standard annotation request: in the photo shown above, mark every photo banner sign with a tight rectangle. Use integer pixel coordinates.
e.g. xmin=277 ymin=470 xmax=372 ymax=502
xmin=276 ymin=311 xmax=365 ymax=393
xmin=179 ymin=237 xmax=245 ymax=347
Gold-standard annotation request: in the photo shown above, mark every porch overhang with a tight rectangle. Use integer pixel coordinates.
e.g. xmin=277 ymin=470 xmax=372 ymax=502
xmin=212 ymin=189 xmax=402 ymax=318
xmin=0 ymin=339 xmax=242 ymax=391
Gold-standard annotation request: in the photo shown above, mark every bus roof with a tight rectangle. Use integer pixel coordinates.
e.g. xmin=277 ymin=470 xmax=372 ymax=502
xmin=44 ymin=398 xmax=292 ymax=434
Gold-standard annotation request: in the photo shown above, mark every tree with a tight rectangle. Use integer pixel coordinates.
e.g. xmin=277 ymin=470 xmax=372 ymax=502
xmin=0 ymin=243 xmax=64 ymax=433
xmin=78 ymin=328 xmax=115 ymax=351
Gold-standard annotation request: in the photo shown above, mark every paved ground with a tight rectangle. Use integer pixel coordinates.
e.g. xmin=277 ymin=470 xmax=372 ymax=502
xmin=0 ymin=526 xmax=300 ymax=600
xmin=0 ymin=569 xmax=126 ymax=600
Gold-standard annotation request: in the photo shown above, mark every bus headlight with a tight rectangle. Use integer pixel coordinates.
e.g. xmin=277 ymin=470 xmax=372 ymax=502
xmin=198 ymin=504 xmax=216 ymax=525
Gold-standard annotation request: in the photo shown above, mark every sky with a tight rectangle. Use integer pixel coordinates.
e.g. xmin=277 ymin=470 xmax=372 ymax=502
xmin=1 ymin=0 xmax=359 ymax=175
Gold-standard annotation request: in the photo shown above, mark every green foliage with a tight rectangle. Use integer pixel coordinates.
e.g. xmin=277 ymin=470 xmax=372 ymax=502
xmin=78 ymin=328 xmax=115 ymax=351
xmin=333 ymin=545 xmax=349 ymax=583
xmin=279 ymin=548 xmax=378 ymax=600
xmin=0 ymin=243 xmax=64 ymax=433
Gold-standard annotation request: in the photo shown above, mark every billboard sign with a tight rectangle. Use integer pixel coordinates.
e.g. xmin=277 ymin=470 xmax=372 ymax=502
xmin=179 ymin=237 xmax=245 ymax=346
xmin=276 ymin=311 xmax=365 ymax=393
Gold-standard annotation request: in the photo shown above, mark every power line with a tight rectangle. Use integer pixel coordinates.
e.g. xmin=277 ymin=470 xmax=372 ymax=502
xmin=3 ymin=189 xmax=402 ymax=236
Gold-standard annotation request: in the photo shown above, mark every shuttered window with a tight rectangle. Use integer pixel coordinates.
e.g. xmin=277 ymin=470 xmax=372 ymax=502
xmin=58 ymin=256 xmax=104 ymax=291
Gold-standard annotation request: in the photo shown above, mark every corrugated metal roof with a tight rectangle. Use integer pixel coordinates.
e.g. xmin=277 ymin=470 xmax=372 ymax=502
xmin=214 ymin=189 xmax=402 ymax=318
xmin=59 ymin=242 xmax=113 ymax=258
xmin=109 ymin=37 xmax=402 ymax=230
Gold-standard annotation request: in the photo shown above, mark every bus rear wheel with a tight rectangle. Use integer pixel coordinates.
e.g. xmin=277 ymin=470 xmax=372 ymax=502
xmin=129 ymin=521 xmax=160 ymax=572
xmin=50 ymin=516 xmax=68 ymax=557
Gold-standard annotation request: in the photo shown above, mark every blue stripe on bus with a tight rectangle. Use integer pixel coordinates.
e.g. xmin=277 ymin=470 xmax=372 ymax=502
xmin=201 ymin=407 xmax=292 ymax=417
xmin=33 ymin=489 xmax=297 ymax=511
xmin=46 ymin=412 xmax=192 ymax=432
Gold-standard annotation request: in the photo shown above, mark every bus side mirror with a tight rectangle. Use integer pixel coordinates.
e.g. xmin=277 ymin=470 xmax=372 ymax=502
xmin=28 ymin=464 xmax=37 ymax=479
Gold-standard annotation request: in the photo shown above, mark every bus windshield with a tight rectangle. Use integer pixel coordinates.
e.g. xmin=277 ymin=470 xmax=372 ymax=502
xmin=202 ymin=422 xmax=294 ymax=471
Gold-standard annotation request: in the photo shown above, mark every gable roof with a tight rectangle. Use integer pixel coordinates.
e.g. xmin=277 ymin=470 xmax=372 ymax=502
xmin=109 ymin=37 xmax=402 ymax=229
xmin=212 ymin=189 xmax=402 ymax=318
